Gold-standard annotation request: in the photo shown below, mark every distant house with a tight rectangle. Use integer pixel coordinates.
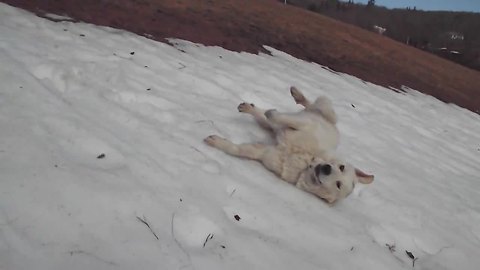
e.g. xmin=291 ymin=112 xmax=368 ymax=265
xmin=373 ymin=25 xmax=386 ymax=35
xmin=446 ymin=31 xmax=464 ymax=40
xmin=431 ymin=31 xmax=465 ymax=54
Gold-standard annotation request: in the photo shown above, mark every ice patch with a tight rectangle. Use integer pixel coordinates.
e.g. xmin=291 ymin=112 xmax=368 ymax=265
xmin=43 ymin=13 xmax=74 ymax=21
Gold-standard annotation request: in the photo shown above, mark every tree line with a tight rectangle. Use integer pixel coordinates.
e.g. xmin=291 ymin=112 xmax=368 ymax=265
xmin=283 ymin=0 xmax=480 ymax=71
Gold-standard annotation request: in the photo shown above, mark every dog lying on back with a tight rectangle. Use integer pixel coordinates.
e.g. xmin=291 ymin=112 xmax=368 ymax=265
xmin=204 ymin=87 xmax=373 ymax=203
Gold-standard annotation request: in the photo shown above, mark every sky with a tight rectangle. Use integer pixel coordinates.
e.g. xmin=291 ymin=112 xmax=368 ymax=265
xmin=353 ymin=0 xmax=480 ymax=12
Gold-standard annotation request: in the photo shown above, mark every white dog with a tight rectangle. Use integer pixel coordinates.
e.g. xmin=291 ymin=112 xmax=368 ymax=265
xmin=204 ymin=87 xmax=373 ymax=203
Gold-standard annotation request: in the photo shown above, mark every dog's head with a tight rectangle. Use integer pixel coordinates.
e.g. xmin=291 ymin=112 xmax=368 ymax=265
xmin=302 ymin=157 xmax=374 ymax=204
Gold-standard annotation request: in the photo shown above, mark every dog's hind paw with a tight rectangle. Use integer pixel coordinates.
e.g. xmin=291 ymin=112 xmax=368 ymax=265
xmin=290 ymin=86 xmax=306 ymax=104
xmin=237 ymin=102 xmax=255 ymax=113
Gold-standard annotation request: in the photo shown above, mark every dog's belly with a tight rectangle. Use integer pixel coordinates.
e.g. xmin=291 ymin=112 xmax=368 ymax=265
xmin=261 ymin=118 xmax=339 ymax=184
xmin=313 ymin=126 xmax=339 ymax=152
xmin=277 ymin=126 xmax=339 ymax=155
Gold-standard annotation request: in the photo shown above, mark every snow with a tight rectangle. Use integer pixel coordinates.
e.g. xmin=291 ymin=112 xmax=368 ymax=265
xmin=1 ymin=3 xmax=480 ymax=270
xmin=43 ymin=13 xmax=74 ymax=22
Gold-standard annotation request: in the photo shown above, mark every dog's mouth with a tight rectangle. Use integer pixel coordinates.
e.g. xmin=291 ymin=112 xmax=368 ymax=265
xmin=310 ymin=174 xmax=322 ymax=185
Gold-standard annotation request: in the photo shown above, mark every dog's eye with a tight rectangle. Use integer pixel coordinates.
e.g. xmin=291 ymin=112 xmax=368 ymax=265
xmin=336 ymin=181 xmax=342 ymax=189
xmin=339 ymin=165 xmax=345 ymax=172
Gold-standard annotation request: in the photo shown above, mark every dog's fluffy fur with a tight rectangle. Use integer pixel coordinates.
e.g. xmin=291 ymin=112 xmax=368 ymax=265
xmin=204 ymin=87 xmax=373 ymax=203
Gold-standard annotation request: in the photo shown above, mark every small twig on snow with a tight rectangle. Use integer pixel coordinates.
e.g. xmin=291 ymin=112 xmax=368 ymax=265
xmin=203 ymin=233 xmax=214 ymax=248
xmin=194 ymin=120 xmax=214 ymax=125
xmin=386 ymin=243 xmax=396 ymax=252
xmin=190 ymin=146 xmax=203 ymax=154
xmin=405 ymin=250 xmax=418 ymax=268
xmin=194 ymin=119 xmax=221 ymax=133
xmin=136 ymin=215 xmax=159 ymax=240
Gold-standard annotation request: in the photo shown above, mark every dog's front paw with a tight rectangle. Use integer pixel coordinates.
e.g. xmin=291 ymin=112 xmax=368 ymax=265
xmin=238 ymin=102 xmax=255 ymax=113
xmin=204 ymin=135 xmax=224 ymax=147
xmin=264 ymin=109 xmax=277 ymax=119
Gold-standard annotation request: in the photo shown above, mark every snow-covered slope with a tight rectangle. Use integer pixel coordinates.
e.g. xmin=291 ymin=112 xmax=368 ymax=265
xmin=1 ymin=3 xmax=480 ymax=270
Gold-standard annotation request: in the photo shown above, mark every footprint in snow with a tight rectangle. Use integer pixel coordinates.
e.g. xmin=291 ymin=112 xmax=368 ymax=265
xmin=172 ymin=210 xmax=223 ymax=249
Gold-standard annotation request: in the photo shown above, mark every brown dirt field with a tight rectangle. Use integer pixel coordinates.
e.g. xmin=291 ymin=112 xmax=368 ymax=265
xmin=3 ymin=0 xmax=480 ymax=113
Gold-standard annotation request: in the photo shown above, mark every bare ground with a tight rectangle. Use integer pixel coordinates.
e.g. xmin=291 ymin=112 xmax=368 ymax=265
xmin=3 ymin=0 xmax=480 ymax=113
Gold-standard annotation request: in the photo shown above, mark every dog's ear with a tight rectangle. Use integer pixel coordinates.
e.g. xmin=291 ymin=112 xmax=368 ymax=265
xmin=355 ymin=168 xmax=374 ymax=184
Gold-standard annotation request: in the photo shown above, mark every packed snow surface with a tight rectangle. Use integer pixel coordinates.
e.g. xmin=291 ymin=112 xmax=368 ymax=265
xmin=1 ymin=3 xmax=480 ymax=270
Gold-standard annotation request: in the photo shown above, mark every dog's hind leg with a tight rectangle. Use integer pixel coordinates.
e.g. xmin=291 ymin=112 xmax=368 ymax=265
xmin=204 ymin=135 xmax=267 ymax=160
xmin=308 ymin=96 xmax=337 ymax=124
xmin=291 ymin=87 xmax=337 ymax=124
xmin=264 ymin=110 xmax=307 ymax=130
xmin=290 ymin=86 xmax=311 ymax=107
xmin=237 ymin=102 xmax=274 ymax=131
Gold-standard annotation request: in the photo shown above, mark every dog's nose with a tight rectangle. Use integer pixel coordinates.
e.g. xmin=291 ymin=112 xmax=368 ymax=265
xmin=315 ymin=164 xmax=332 ymax=176
xmin=321 ymin=164 xmax=332 ymax=175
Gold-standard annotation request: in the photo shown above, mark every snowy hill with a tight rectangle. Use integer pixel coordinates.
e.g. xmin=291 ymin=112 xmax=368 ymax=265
xmin=1 ymin=3 xmax=480 ymax=270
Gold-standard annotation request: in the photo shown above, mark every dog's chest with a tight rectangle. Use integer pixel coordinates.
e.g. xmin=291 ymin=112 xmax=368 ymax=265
xmin=275 ymin=145 xmax=315 ymax=184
